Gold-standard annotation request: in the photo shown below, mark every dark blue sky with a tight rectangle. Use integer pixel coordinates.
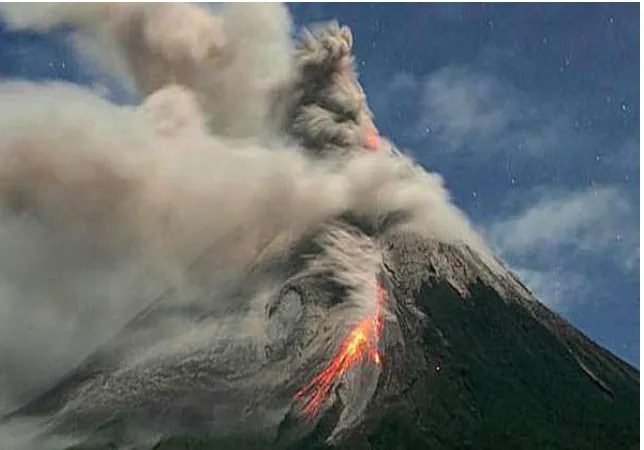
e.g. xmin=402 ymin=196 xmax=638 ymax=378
xmin=0 ymin=4 xmax=639 ymax=366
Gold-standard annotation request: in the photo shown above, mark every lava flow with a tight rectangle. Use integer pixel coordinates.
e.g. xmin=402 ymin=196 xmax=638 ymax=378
xmin=295 ymin=277 xmax=387 ymax=417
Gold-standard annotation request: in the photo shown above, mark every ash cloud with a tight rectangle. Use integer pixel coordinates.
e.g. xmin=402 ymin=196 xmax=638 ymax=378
xmin=0 ymin=3 xmax=494 ymax=447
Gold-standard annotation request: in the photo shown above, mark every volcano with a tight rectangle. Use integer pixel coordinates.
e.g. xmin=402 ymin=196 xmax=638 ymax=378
xmin=292 ymin=233 xmax=640 ymax=450
xmin=5 ymin=231 xmax=638 ymax=450
xmin=0 ymin=5 xmax=638 ymax=450
xmin=146 ymin=232 xmax=639 ymax=450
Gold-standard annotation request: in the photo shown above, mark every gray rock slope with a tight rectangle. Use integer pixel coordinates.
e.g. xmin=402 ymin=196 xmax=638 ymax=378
xmin=318 ymin=232 xmax=639 ymax=450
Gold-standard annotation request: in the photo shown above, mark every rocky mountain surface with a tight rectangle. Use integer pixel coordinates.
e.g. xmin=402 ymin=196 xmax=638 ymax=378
xmin=148 ymin=232 xmax=638 ymax=450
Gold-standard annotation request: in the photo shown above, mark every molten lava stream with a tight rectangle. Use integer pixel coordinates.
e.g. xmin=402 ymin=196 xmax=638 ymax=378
xmin=295 ymin=278 xmax=387 ymax=417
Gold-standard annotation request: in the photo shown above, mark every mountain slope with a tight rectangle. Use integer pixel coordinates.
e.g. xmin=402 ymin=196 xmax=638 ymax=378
xmin=308 ymin=232 xmax=639 ymax=450
xmin=151 ymin=231 xmax=638 ymax=450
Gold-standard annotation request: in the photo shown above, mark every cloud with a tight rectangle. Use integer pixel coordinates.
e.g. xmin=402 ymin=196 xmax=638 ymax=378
xmin=603 ymin=137 xmax=640 ymax=175
xmin=387 ymin=72 xmax=420 ymax=93
xmin=486 ymin=186 xmax=637 ymax=267
xmin=513 ymin=267 xmax=590 ymax=311
xmin=419 ymin=67 xmax=518 ymax=148
xmin=484 ymin=186 xmax=639 ymax=308
xmin=378 ymin=67 xmax=577 ymax=160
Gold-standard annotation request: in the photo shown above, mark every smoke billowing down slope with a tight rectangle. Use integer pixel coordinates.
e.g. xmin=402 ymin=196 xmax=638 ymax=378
xmin=0 ymin=4 xmax=638 ymax=450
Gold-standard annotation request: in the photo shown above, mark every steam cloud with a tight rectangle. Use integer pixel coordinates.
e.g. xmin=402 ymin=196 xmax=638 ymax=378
xmin=0 ymin=3 xmax=494 ymax=448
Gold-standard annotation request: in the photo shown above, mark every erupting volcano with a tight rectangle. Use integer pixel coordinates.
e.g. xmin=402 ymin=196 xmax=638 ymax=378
xmin=0 ymin=4 xmax=637 ymax=450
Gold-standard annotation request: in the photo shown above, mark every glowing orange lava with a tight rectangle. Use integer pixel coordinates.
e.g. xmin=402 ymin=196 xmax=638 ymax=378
xmin=295 ymin=278 xmax=387 ymax=417
xmin=366 ymin=127 xmax=380 ymax=150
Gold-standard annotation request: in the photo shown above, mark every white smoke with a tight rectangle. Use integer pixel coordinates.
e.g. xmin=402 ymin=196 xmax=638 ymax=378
xmin=1 ymin=3 xmax=295 ymax=139
xmin=0 ymin=2 xmax=495 ymax=445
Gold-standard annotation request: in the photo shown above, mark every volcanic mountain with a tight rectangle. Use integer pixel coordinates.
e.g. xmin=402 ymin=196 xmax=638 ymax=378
xmin=0 ymin=5 xmax=638 ymax=450
xmin=294 ymin=232 xmax=640 ymax=450
xmin=7 ymin=232 xmax=638 ymax=450
xmin=144 ymin=231 xmax=638 ymax=450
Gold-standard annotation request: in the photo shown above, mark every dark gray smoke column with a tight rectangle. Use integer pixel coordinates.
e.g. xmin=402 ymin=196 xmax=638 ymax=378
xmin=287 ymin=21 xmax=380 ymax=155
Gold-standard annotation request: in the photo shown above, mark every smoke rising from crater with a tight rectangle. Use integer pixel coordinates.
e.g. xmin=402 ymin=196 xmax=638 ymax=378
xmin=0 ymin=3 xmax=493 ymax=447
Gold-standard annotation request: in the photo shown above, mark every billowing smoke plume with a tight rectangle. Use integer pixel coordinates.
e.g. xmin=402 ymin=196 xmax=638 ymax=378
xmin=0 ymin=3 xmax=494 ymax=448
xmin=1 ymin=3 xmax=294 ymax=139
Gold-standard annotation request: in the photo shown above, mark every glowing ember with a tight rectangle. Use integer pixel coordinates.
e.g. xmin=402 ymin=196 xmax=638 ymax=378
xmin=295 ymin=277 xmax=387 ymax=417
xmin=366 ymin=127 xmax=380 ymax=150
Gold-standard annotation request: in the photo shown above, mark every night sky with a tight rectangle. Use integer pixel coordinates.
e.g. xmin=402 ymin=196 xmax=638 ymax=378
xmin=0 ymin=3 xmax=639 ymax=367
